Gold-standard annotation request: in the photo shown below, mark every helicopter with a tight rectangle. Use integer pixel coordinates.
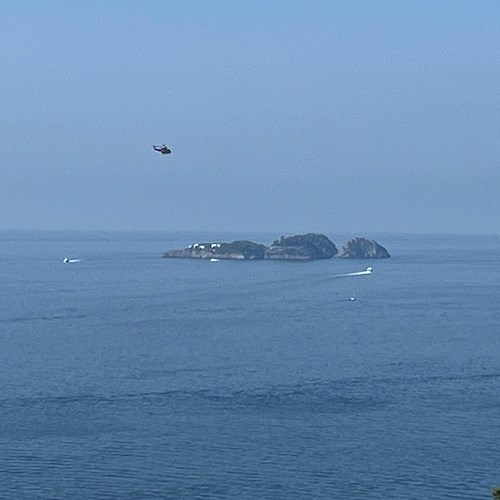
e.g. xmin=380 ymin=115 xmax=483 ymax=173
xmin=153 ymin=144 xmax=171 ymax=155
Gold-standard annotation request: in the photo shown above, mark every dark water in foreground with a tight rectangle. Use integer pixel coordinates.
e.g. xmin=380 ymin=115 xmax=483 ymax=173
xmin=1 ymin=230 xmax=499 ymax=499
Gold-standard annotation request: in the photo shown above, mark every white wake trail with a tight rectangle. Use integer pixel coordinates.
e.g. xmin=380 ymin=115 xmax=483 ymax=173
xmin=332 ymin=267 xmax=373 ymax=278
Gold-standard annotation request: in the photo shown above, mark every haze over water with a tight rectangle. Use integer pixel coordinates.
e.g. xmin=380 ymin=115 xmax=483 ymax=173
xmin=2 ymin=1 xmax=500 ymax=234
xmin=1 ymin=230 xmax=499 ymax=498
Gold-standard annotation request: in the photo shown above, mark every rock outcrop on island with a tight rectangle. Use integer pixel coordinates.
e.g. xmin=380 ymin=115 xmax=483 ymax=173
xmin=162 ymin=233 xmax=390 ymax=261
xmin=336 ymin=237 xmax=390 ymax=259
xmin=265 ymin=233 xmax=338 ymax=260
xmin=162 ymin=240 xmax=267 ymax=260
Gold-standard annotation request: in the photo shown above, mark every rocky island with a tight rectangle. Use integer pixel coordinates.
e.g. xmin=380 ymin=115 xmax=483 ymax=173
xmin=265 ymin=234 xmax=338 ymax=260
xmin=336 ymin=237 xmax=391 ymax=259
xmin=162 ymin=233 xmax=390 ymax=261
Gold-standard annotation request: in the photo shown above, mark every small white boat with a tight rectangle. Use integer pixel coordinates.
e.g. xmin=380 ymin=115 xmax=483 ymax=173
xmin=335 ymin=267 xmax=373 ymax=278
xmin=63 ymin=258 xmax=81 ymax=264
xmin=348 ymin=267 xmax=372 ymax=276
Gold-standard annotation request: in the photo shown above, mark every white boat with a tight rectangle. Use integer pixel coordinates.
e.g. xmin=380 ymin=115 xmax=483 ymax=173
xmin=63 ymin=258 xmax=81 ymax=264
xmin=335 ymin=267 xmax=373 ymax=278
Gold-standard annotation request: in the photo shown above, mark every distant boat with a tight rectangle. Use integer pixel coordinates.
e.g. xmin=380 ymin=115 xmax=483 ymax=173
xmin=335 ymin=267 xmax=373 ymax=278
xmin=349 ymin=267 xmax=373 ymax=276
xmin=63 ymin=258 xmax=81 ymax=264
xmin=210 ymin=258 xmax=219 ymax=262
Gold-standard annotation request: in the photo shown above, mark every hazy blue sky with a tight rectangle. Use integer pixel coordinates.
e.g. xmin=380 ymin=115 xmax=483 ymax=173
xmin=2 ymin=1 xmax=500 ymax=234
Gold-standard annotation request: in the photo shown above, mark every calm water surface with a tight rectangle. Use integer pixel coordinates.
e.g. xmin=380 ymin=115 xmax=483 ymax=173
xmin=0 ymin=231 xmax=499 ymax=499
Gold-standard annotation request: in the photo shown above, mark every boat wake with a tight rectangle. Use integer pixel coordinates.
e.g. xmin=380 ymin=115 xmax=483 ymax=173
xmin=332 ymin=267 xmax=373 ymax=278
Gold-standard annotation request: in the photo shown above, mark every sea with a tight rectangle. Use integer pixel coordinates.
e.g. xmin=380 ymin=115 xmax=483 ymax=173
xmin=0 ymin=230 xmax=499 ymax=499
